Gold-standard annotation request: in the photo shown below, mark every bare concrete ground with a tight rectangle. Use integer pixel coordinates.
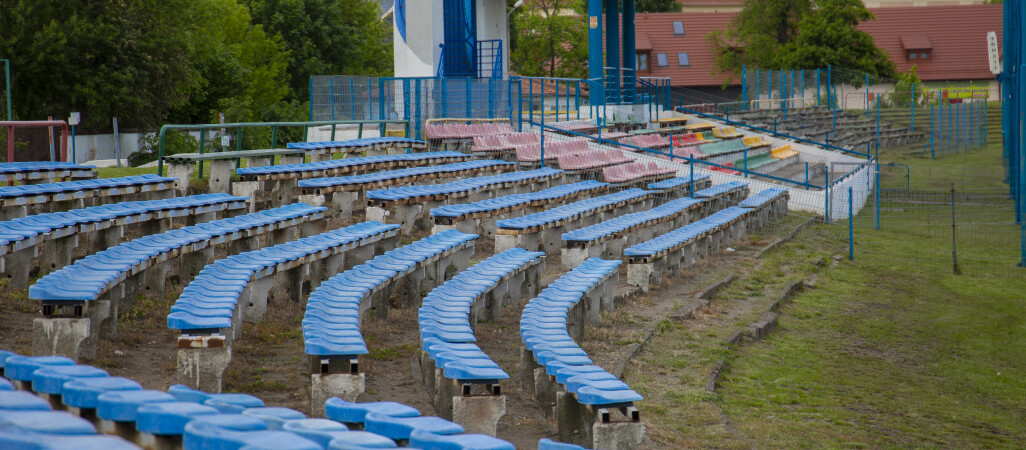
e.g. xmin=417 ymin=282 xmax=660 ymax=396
xmin=0 ymin=226 xmax=803 ymax=448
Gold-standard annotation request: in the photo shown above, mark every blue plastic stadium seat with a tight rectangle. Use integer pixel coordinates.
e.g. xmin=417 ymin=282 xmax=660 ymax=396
xmin=561 ymin=197 xmax=704 ymax=244
xmin=0 ymin=390 xmax=52 ymax=411
xmin=624 ymin=206 xmax=750 ymax=258
xmin=0 ymin=174 xmax=174 ymax=198
xmin=738 ymin=187 xmax=788 ymax=208
xmin=241 ymin=407 xmax=306 ymax=429
xmin=183 ymin=419 xmax=321 ymax=450
xmin=646 ymin=174 xmax=710 ymax=191
xmin=203 ymin=393 xmax=265 ymax=414
xmin=31 ymin=364 xmax=109 ymax=396
xmin=3 ymin=355 xmax=75 ymax=383
xmin=0 ymin=410 xmax=96 ymax=434
xmin=135 ymin=401 xmax=220 ymax=435
xmin=61 ymin=377 xmax=143 ymax=410
xmin=693 ymin=181 xmax=748 ymax=199
xmin=409 ymin=429 xmax=515 ymax=450
xmin=363 ymin=412 xmax=464 ymax=441
xmin=96 ymin=390 xmax=177 ymax=423
xmin=324 ymin=398 xmax=420 ymax=427
xmin=0 ymin=422 xmax=138 ymax=450
xmin=0 ymin=379 xmax=12 ymax=391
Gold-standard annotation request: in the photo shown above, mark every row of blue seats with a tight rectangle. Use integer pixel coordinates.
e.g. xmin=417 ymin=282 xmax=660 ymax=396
xmin=367 ymin=168 xmax=564 ymax=203
xmin=303 ymin=229 xmax=479 ymax=358
xmin=646 ymin=174 xmax=710 ymax=191
xmin=30 ymin=203 xmax=326 ymax=301
xmin=623 ymin=206 xmax=751 ymax=258
xmin=419 ymin=248 xmax=545 ymax=381
xmin=0 ymin=161 xmax=94 ymax=173
xmin=693 ymin=180 xmax=748 ymax=199
xmin=0 ymin=193 xmax=247 ymax=250
xmin=237 ymin=151 xmax=468 ymax=177
xmin=299 ymin=160 xmax=511 ymax=189
xmin=519 ymin=258 xmax=643 ymax=406
xmin=429 ymin=181 xmax=607 ymax=219
xmin=738 ymin=187 xmax=788 ymax=208
xmin=0 ymin=174 xmax=174 ymax=199
xmin=561 ymin=196 xmax=705 ymax=244
xmin=496 ymin=188 xmax=650 ymax=231
xmin=287 ymin=137 xmax=426 ymax=151
xmin=167 ymin=221 xmax=401 ymax=332
xmin=0 ymin=351 xmax=523 ymax=449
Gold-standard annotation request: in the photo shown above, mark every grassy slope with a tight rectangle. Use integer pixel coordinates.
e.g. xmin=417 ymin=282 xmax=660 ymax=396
xmin=718 ymin=140 xmax=1026 ymax=446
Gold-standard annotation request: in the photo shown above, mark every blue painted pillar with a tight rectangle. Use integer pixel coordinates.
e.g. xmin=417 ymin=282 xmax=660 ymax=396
xmin=605 ymin=0 xmax=620 ymax=104
xmin=622 ymin=0 xmax=636 ymax=103
xmin=588 ymin=0 xmax=603 ymax=82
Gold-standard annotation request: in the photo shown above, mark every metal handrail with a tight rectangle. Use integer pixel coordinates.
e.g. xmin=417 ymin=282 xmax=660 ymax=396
xmin=156 ymin=119 xmax=411 ymax=176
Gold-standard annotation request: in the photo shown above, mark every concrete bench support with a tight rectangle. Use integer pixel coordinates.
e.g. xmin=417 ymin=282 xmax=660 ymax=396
xmin=310 ymin=357 xmax=364 ymax=417
xmin=175 ymin=335 xmax=230 ymax=393
xmin=167 ymin=162 xmax=194 ymax=196
xmin=556 ymin=394 xmax=645 ymax=450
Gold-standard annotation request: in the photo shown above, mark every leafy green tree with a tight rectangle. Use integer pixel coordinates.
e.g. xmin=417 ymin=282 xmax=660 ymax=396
xmin=775 ymin=0 xmax=896 ymax=81
xmin=245 ymin=0 xmax=393 ymax=99
xmin=170 ymin=0 xmax=292 ymax=126
xmin=511 ymin=0 xmax=589 ymax=78
xmin=892 ymin=65 xmax=925 ymax=108
xmin=707 ymin=0 xmax=813 ymax=78
xmin=0 ymin=0 xmax=194 ymax=131
xmin=636 ymin=0 xmax=682 ymax=13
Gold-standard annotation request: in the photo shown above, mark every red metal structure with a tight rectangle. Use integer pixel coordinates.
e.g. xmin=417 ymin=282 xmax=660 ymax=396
xmin=1 ymin=120 xmax=69 ymax=162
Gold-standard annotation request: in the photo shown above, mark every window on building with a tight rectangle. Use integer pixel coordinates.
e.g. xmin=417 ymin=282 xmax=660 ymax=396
xmin=672 ymin=21 xmax=684 ymax=35
xmin=921 ymin=52 xmax=928 ymax=59
xmin=637 ymin=53 xmax=648 ymax=71
xmin=909 ymin=52 xmax=917 ymax=59
xmin=677 ymin=52 xmax=690 ymax=66
xmin=656 ymin=53 xmax=668 ymax=67
xmin=908 ymin=51 xmax=929 ymax=60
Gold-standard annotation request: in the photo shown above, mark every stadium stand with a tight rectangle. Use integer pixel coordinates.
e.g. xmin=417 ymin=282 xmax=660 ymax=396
xmin=29 ymin=203 xmax=327 ymax=361
xmin=167 ymin=221 xmax=401 ymax=393
xmin=519 ymin=258 xmax=644 ymax=449
xmin=0 ymin=175 xmax=176 ymax=221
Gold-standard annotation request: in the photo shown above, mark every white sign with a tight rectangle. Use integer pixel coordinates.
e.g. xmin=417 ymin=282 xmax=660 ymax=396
xmin=68 ymin=112 xmax=80 ymax=126
xmin=221 ymin=135 xmax=230 ymax=147
xmin=987 ymin=31 xmax=1001 ymax=75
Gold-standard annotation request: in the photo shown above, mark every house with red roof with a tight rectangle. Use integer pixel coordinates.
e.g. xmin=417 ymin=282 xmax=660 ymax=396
xmin=633 ymin=4 xmax=1003 ymax=98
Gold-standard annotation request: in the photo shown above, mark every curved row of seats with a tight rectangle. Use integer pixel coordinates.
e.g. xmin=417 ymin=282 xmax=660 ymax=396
xmin=495 ymin=188 xmax=654 ymax=255
xmin=287 ymin=137 xmax=427 ymax=154
xmin=417 ymin=248 xmax=546 ymax=434
xmin=556 ymin=149 xmax=635 ymax=172
xmin=693 ymin=181 xmax=751 ymax=211
xmin=430 ymin=180 xmax=609 ymax=235
xmin=515 ymin=139 xmax=590 ymax=164
xmin=425 ymin=122 xmax=514 ymax=140
xmin=237 ymin=151 xmax=470 ymax=180
xmin=0 ymin=174 xmax=176 ymax=221
xmin=0 ymin=351 xmax=522 ymax=449
xmin=646 ymin=174 xmax=713 ymax=201
xmin=618 ymin=134 xmax=669 ymax=150
xmin=0 ymin=193 xmax=248 ymax=289
xmin=365 ymin=167 xmax=565 ymax=236
xmin=519 ymin=258 xmax=644 ymax=449
xmin=303 ymin=230 xmax=478 ymax=414
xmin=30 ymin=203 xmax=327 ymax=361
xmin=560 ymin=196 xmax=707 ymax=270
xmin=470 ymin=133 xmax=539 ymax=156
xmin=0 ymin=161 xmax=96 ymax=184
xmin=625 ymin=187 xmax=788 ymax=291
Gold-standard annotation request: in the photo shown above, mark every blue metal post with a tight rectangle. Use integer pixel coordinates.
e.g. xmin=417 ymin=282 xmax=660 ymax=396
xmin=955 ymin=100 xmax=960 ymax=153
xmin=308 ymin=78 xmax=315 ymax=121
xmin=866 ymin=73 xmax=870 ymax=119
xmin=588 ymin=0 xmax=604 ymax=82
xmin=849 ymin=186 xmax=854 ymax=260
xmin=540 ymin=79 xmax=545 ymax=163
xmin=623 ymin=0 xmax=637 ymax=104
xmin=756 ymin=70 xmax=761 ymax=109
xmin=876 ymin=96 xmax=880 ymax=152
xmin=529 ymin=80 xmax=534 ymax=124
xmin=742 ymin=65 xmax=747 ymax=105
xmin=329 ymin=78 xmax=335 ymax=121
xmin=801 ymin=69 xmax=806 ymax=106
xmin=576 ymin=82 xmax=581 ymax=120
xmin=415 ymin=79 xmax=422 ymax=140
xmin=816 ymin=68 xmax=821 ymax=108
xmin=805 ymin=162 xmax=809 ymax=188
xmin=689 ymin=156 xmax=695 ymax=194
xmin=743 ymin=147 xmax=748 ymax=178
xmin=605 ymin=0 xmax=620 ymax=104
xmin=827 ymin=65 xmax=833 ymax=110
xmin=71 ymin=125 xmax=76 ymax=163
xmin=930 ymin=104 xmax=935 ymax=158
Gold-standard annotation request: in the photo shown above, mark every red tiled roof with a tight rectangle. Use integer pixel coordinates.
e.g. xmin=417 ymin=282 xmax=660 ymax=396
xmin=633 ymin=11 xmax=736 ymax=87
xmin=635 ymin=4 xmax=1003 ymax=86
xmin=636 ymin=32 xmax=653 ymax=51
xmin=857 ymin=5 xmax=1002 ymax=81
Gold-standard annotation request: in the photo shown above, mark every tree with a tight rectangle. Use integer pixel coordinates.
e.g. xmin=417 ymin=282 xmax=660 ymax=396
xmin=775 ymin=0 xmax=896 ymax=81
xmin=708 ymin=0 xmax=894 ymax=82
xmin=0 ymin=0 xmax=194 ymax=131
xmin=511 ymin=0 xmax=589 ymax=78
xmin=245 ymin=0 xmax=393 ymax=100
xmin=707 ymin=0 xmax=813 ymax=78
xmin=636 ymin=0 xmax=682 ymax=13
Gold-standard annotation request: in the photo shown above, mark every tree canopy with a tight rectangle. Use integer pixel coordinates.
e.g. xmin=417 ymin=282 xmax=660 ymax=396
xmin=510 ymin=0 xmax=589 ymax=78
xmin=708 ymin=0 xmax=895 ymax=83
xmin=0 ymin=0 xmax=392 ymax=132
xmin=636 ymin=0 xmax=683 ymax=13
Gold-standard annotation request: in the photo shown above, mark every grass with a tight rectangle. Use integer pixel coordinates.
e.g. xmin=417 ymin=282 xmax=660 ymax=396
xmin=711 ymin=139 xmax=1026 ymax=446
